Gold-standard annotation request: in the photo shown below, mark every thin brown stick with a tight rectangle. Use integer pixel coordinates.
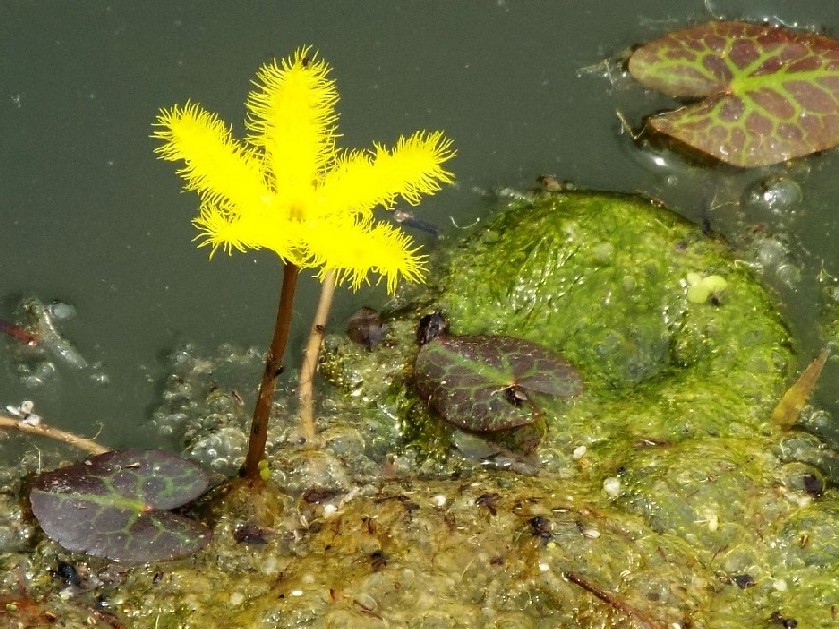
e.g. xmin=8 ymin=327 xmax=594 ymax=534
xmin=563 ymin=571 xmax=664 ymax=629
xmin=242 ymin=261 xmax=300 ymax=479
xmin=298 ymin=268 xmax=337 ymax=444
xmin=0 ymin=414 xmax=108 ymax=455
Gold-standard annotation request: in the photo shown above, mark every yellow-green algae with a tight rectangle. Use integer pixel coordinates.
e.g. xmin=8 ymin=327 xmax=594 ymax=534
xmin=3 ymin=191 xmax=839 ymax=627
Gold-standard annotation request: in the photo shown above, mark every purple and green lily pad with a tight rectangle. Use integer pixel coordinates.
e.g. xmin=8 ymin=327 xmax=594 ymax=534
xmin=628 ymin=20 xmax=839 ymax=166
xmin=413 ymin=335 xmax=583 ymax=433
xmin=30 ymin=449 xmax=211 ymax=562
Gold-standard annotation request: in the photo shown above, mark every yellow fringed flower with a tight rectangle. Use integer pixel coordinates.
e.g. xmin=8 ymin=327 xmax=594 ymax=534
xmin=152 ymin=45 xmax=455 ymax=292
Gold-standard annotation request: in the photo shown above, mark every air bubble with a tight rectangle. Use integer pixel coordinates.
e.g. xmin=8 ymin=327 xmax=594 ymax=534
xmin=742 ymin=176 xmax=803 ymax=218
xmin=774 ymin=263 xmax=802 ymax=289
xmin=755 ymin=237 xmax=787 ymax=269
xmin=46 ymin=301 xmax=77 ymax=321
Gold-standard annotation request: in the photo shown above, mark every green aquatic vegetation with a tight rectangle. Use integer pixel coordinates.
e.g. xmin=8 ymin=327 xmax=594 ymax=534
xmin=29 ymin=449 xmax=210 ymax=562
xmin=322 ymin=189 xmax=797 ymax=475
xmin=325 ymin=189 xmax=796 ymax=465
xmin=629 ymin=20 xmax=839 ymax=166
xmin=438 ymin=192 xmax=789 ymax=405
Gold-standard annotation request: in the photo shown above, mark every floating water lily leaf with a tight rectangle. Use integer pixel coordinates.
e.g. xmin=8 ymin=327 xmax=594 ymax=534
xmin=30 ymin=449 xmax=211 ymax=562
xmin=628 ymin=20 xmax=839 ymax=166
xmin=413 ymin=335 xmax=583 ymax=432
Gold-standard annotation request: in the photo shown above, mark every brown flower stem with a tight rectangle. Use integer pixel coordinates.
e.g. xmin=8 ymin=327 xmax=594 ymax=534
xmin=242 ymin=261 xmax=300 ymax=479
xmin=298 ymin=268 xmax=337 ymax=444
xmin=0 ymin=414 xmax=108 ymax=456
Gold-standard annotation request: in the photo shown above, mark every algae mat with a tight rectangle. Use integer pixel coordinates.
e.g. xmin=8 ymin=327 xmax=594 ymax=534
xmin=4 ymin=192 xmax=839 ymax=628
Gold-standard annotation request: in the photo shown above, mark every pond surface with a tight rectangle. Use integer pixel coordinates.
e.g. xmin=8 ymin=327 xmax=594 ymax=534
xmin=1 ymin=0 xmax=838 ymax=451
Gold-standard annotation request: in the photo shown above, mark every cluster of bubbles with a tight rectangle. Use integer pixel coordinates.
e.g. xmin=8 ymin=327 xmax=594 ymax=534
xmin=150 ymin=343 xmax=264 ymax=475
xmin=151 ymin=342 xmax=387 ymax=490
xmin=623 ymin=137 xmax=809 ymax=297
xmin=737 ymin=175 xmax=806 ymax=291
xmin=749 ymin=234 xmax=803 ymax=290
xmin=742 ymin=175 xmax=804 ymax=221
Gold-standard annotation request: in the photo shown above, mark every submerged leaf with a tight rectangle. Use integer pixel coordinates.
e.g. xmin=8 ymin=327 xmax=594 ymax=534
xmin=629 ymin=20 xmax=839 ymax=166
xmin=413 ymin=335 xmax=583 ymax=432
xmin=30 ymin=449 xmax=211 ymax=562
xmin=771 ymin=348 xmax=831 ymax=431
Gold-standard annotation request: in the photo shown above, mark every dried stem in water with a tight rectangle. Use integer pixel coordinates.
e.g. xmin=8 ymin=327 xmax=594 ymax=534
xmin=563 ymin=571 xmax=664 ymax=628
xmin=298 ymin=268 xmax=337 ymax=444
xmin=0 ymin=414 xmax=107 ymax=456
xmin=242 ymin=262 xmax=300 ymax=479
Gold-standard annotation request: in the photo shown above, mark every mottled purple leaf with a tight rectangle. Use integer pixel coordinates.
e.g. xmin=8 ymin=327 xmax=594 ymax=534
xmin=413 ymin=335 xmax=582 ymax=432
xmin=30 ymin=449 xmax=211 ymax=562
xmin=629 ymin=20 xmax=839 ymax=166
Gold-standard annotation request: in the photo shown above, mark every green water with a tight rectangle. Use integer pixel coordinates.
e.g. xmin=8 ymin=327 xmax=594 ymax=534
xmin=1 ymin=0 xmax=837 ymax=451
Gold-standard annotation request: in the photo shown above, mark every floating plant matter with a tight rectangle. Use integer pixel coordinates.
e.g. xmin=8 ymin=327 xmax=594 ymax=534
xmin=629 ymin=20 xmax=839 ymax=166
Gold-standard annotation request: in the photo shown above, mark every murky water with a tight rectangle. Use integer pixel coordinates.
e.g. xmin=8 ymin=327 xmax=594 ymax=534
xmin=1 ymin=0 xmax=838 ymax=451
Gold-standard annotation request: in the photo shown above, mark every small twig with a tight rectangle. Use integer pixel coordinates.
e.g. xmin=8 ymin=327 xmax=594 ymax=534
xmin=563 ymin=571 xmax=665 ymax=629
xmin=616 ymin=110 xmax=643 ymax=140
xmin=0 ymin=413 xmax=108 ymax=455
xmin=704 ymin=0 xmax=723 ymax=19
xmin=298 ymin=268 xmax=337 ymax=444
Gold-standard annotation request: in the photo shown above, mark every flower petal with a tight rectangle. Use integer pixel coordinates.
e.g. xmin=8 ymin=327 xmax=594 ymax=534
xmin=192 ymin=201 xmax=250 ymax=257
xmin=306 ymin=218 xmax=427 ymax=293
xmin=152 ymin=102 xmax=270 ymax=215
xmin=246 ymin=46 xmax=339 ymax=206
xmin=317 ymin=130 xmax=455 ymax=220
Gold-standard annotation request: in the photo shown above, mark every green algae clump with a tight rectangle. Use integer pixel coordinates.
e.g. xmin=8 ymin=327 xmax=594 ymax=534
xmin=430 ymin=191 xmax=792 ymax=451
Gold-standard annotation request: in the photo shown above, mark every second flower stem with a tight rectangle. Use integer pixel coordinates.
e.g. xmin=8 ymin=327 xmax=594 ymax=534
xmin=298 ymin=268 xmax=337 ymax=443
